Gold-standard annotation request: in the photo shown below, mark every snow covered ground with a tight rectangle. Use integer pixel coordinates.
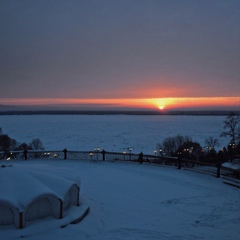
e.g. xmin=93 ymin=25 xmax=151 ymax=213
xmin=1 ymin=115 xmax=238 ymax=239
xmin=1 ymin=159 xmax=239 ymax=240
xmin=0 ymin=115 xmax=228 ymax=154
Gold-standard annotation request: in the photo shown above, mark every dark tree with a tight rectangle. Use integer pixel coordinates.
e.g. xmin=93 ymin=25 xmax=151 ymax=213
xmin=16 ymin=142 xmax=31 ymax=150
xmin=29 ymin=138 xmax=45 ymax=150
xmin=162 ymin=136 xmax=177 ymax=156
xmin=221 ymin=113 xmax=240 ymax=159
xmin=179 ymin=141 xmax=202 ymax=160
xmin=205 ymin=137 xmax=219 ymax=151
xmin=204 ymin=137 xmax=219 ymax=160
xmin=0 ymin=134 xmax=18 ymax=155
xmin=175 ymin=135 xmax=192 ymax=151
xmin=217 ymin=148 xmax=228 ymax=163
xmin=221 ymin=113 xmax=240 ymax=145
xmin=158 ymin=135 xmax=201 ymax=159
xmin=28 ymin=138 xmax=45 ymax=159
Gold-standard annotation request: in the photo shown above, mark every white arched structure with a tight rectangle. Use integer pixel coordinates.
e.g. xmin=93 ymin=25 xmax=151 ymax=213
xmin=0 ymin=163 xmax=81 ymax=228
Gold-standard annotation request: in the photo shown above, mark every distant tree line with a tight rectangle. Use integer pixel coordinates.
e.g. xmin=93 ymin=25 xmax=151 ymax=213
xmin=156 ymin=113 xmax=240 ymax=163
xmin=0 ymin=127 xmax=44 ymax=157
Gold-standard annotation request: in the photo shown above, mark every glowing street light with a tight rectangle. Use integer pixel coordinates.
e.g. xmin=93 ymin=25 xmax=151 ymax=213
xmin=159 ymin=149 xmax=163 ymax=156
xmin=123 ymin=151 xmax=126 ymax=160
xmin=229 ymin=142 xmax=235 ymax=149
xmin=229 ymin=142 xmax=236 ymax=160
xmin=95 ymin=147 xmax=100 ymax=160
xmin=129 ymin=147 xmax=132 ymax=160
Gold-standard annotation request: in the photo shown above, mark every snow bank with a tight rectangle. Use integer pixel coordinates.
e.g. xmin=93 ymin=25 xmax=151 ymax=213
xmin=1 ymin=159 xmax=239 ymax=240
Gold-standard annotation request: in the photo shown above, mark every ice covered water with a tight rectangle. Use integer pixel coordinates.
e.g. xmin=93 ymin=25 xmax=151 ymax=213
xmin=0 ymin=114 xmax=227 ymax=154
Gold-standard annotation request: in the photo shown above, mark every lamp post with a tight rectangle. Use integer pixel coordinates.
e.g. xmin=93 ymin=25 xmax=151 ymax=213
xmin=89 ymin=152 xmax=93 ymax=160
xmin=159 ymin=148 xmax=163 ymax=164
xmin=95 ymin=147 xmax=100 ymax=160
xmin=159 ymin=148 xmax=163 ymax=156
xmin=229 ymin=142 xmax=235 ymax=161
xmin=177 ymin=151 xmax=182 ymax=169
xmin=129 ymin=147 xmax=132 ymax=160
xmin=123 ymin=151 xmax=126 ymax=160
xmin=154 ymin=150 xmax=157 ymax=155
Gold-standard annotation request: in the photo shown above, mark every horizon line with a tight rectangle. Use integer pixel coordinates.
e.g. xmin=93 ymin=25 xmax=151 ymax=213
xmin=0 ymin=96 xmax=239 ymax=110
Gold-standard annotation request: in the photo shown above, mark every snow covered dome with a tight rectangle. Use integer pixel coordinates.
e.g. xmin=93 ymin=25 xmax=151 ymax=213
xmin=0 ymin=163 xmax=81 ymax=229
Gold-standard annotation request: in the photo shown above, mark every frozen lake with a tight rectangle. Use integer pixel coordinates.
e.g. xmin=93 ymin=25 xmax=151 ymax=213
xmin=0 ymin=115 xmax=228 ymax=154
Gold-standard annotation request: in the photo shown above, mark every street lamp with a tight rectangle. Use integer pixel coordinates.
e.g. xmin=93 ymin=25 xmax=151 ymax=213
xmin=89 ymin=152 xmax=93 ymax=160
xmin=229 ymin=142 xmax=235 ymax=160
xmin=229 ymin=142 xmax=235 ymax=149
xmin=123 ymin=151 xmax=126 ymax=160
xmin=95 ymin=147 xmax=100 ymax=160
xmin=129 ymin=147 xmax=132 ymax=160
xmin=159 ymin=148 xmax=163 ymax=156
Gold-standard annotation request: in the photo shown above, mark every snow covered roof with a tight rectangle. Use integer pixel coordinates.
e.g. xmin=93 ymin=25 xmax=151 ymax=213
xmin=0 ymin=163 xmax=81 ymax=228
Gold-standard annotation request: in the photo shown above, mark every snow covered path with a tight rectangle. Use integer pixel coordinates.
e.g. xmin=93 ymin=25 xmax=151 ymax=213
xmin=1 ymin=159 xmax=240 ymax=240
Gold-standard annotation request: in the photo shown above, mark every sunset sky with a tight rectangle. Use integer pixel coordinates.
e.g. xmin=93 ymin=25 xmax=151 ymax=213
xmin=0 ymin=0 xmax=239 ymax=111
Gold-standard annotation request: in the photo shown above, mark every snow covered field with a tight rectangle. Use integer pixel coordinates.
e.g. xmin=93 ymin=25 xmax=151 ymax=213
xmin=1 ymin=159 xmax=239 ymax=240
xmin=0 ymin=115 xmax=228 ymax=154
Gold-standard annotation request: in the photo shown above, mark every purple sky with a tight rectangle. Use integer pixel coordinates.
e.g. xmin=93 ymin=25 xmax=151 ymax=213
xmin=0 ymin=0 xmax=239 ymax=104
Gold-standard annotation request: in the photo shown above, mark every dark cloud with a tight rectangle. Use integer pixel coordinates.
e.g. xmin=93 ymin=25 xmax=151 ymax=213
xmin=0 ymin=0 xmax=239 ymax=99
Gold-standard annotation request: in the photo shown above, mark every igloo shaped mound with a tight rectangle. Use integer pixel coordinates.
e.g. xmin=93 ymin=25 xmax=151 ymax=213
xmin=0 ymin=163 xmax=81 ymax=229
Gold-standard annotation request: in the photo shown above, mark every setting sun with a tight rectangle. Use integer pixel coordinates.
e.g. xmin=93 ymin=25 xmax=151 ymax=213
xmin=147 ymin=98 xmax=176 ymax=110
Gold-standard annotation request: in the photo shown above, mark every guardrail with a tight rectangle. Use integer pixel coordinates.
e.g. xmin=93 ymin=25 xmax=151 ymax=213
xmin=1 ymin=149 xmax=239 ymax=180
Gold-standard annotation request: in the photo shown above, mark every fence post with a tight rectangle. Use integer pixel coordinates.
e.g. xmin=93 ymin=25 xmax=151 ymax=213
xmin=216 ymin=162 xmax=221 ymax=178
xmin=102 ymin=149 xmax=106 ymax=161
xmin=24 ymin=149 xmax=28 ymax=160
xmin=139 ymin=152 xmax=143 ymax=164
xmin=178 ymin=156 xmax=182 ymax=169
xmin=63 ymin=148 xmax=67 ymax=160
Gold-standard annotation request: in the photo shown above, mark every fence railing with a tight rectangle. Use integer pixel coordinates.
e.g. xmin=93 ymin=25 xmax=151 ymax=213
xmin=1 ymin=149 xmax=239 ymax=181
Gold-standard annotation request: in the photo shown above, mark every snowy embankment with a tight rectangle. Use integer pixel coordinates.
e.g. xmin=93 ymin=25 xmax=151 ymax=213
xmin=1 ymin=159 xmax=240 ymax=240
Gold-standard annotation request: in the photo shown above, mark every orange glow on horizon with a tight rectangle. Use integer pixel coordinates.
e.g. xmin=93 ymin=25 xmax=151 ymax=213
xmin=147 ymin=97 xmax=239 ymax=110
xmin=0 ymin=97 xmax=239 ymax=110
